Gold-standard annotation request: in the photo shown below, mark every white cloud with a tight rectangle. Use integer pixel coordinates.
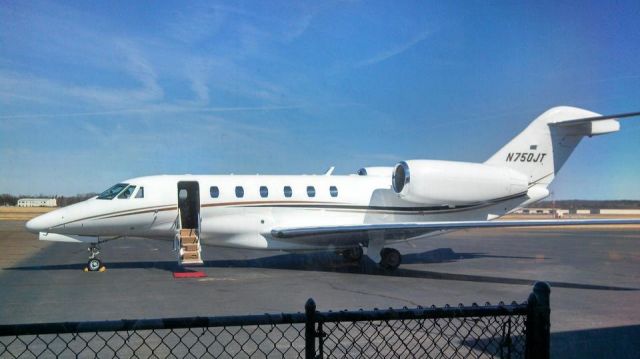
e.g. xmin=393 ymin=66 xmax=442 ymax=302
xmin=186 ymin=64 xmax=211 ymax=105
xmin=168 ymin=3 xmax=227 ymax=45
xmin=0 ymin=45 xmax=162 ymax=110
xmin=61 ymin=42 xmax=164 ymax=107
xmin=356 ymin=30 xmax=430 ymax=67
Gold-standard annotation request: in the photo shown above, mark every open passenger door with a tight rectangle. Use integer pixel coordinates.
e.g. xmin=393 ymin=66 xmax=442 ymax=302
xmin=176 ymin=181 xmax=203 ymax=266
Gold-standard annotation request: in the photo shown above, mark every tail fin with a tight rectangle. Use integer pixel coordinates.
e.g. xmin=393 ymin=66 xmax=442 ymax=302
xmin=485 ymin=106 xmax=621 ymax=187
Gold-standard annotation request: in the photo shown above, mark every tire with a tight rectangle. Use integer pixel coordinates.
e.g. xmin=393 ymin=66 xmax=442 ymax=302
xmin=344 ymin=247 xmax=364 ymax=261
xmin=379 ymin=248 xmax=401 ymax=270
xmin=88 ymin=258 xmax=102 ymax=272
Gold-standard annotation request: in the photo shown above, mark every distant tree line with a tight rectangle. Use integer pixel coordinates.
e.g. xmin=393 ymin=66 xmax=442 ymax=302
xmin=0 ymin=194 xmax=19 ymax=206
xmin=535 ymin=200 xmax=640 ymax=209
xmin=0 ymin=193 xmax=98 ymax=207
xmin=56 ymin=193 xmax=99 ymax=207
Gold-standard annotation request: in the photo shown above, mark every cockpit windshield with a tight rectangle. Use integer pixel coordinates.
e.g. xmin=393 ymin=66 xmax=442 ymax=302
xmin=117 ymin=185 xmax=137 ymax=199
xmin=97 ymin=183 xmax=129 ymax=200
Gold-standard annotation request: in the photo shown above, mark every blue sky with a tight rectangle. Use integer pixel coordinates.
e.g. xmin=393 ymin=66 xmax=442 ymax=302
xmin=1 ymin=1 xmax=638 ymax=199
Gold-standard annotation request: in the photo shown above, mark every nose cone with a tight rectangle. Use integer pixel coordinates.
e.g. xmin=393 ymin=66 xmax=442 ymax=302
xmin=26 ymin=211 xmax=59 ymax=233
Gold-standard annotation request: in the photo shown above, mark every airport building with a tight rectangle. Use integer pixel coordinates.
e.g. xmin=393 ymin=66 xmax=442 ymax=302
xmin=17 ymin=198 xmax=57 ymax=207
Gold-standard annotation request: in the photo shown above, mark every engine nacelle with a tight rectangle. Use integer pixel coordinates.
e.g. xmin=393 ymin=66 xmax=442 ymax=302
xmin=357 ymin=167 xmax=394 ymax=177
xmin=392 ymin=160 xmax=529 ymax=205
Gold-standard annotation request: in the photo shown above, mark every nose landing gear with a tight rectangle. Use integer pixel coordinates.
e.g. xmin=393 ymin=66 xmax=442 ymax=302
xmin=86 ymin=244 xmax=105 ymax=272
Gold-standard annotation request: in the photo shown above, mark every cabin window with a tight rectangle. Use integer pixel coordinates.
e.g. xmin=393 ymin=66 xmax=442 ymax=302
xmin=307 ymin=186 xmax=316 ymax=197
xmin=118 ymin=185 xmax=136 ymax=199
xmin=210 ymin=186 xmax=220 ymax=198
xmin=97 ymin=183 xmax=129 ymax=200
xmin=284 ymin=186 xmax=292 ymax=198
xmin=260 ymin=186 xmax=268 ymax=198
xmin=135 ymin=187 xmax=144 ymax=198
xmin=330 ymin=186 xmax=338 ymax=197
xmin=235 ymin=186 xmax=244 ymax=198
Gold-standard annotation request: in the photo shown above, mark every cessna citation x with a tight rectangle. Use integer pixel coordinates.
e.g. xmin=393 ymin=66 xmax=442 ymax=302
xmin=26 ymin=106 xmax=640 ymax=271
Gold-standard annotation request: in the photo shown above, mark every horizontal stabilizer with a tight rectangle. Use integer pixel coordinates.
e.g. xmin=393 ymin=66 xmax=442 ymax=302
xmin=549 ymin=110 xmax=640 ymax=126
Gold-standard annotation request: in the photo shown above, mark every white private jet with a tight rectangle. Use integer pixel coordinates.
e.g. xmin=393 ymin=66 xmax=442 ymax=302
xmin=26 ymin=106 xmax=640 ymax=271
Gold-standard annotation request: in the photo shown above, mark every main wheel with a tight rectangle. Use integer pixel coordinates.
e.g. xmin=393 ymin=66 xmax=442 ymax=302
xmin=88 ymin=258 xmax=102 ymax=272
xmin=379 ymin=248 xmax=401 ymax=270
xmin=343 ymin=247 xmax=363 ymax=262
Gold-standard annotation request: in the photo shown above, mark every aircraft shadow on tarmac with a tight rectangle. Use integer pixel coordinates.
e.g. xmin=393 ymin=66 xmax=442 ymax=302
xmin=6 ymin=247 xmax=637 ymax=291
xmin=462 ymin=324 xmax=640 ymax=358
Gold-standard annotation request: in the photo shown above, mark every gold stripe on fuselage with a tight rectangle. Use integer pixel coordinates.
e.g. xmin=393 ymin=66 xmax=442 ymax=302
xmin=55 ymin=192 xmax=527 ymax=226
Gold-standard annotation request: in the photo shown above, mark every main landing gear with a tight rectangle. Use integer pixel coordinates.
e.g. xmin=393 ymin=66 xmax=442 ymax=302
xmin=379 ymin=248 xmax=401 ymax=270
xmin=338 ymin=246 xmax=402 ymax=270
xmin=86 ymin=243 xmax=104 ymax=272
xmin=338 ymin=247 xmax=364 ymax=262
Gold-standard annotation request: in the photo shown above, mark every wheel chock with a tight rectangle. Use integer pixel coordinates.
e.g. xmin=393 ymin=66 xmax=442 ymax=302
xmin=83 ymin=267 xmax=88 ymax=272
xmin=99 ymin=266 xmax=106 ymax=272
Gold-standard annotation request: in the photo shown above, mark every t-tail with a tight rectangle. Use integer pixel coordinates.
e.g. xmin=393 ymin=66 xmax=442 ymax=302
xmin=485 ymin=106 xmax=639 ymax=193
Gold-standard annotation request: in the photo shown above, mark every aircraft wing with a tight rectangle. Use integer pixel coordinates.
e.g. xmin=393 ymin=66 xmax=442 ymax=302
xmin=271 ymin=219 xmax=640 ymax=247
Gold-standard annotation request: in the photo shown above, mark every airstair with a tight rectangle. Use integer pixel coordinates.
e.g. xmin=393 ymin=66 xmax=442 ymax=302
xmin=178 ymin=228 xmax=203 ymax=265
xmin=176 ymin=210 xmax=203 ymax=266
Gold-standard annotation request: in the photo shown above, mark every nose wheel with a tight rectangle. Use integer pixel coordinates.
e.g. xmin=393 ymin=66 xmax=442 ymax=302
xmin=86 ymin=244 xmax=104 ymax=272
xmin=88 ymin=258 xmax=102 ymax=271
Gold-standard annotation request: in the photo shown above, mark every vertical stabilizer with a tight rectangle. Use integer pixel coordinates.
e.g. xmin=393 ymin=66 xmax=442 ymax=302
xmin=485 ymin=106 xmax=620 ymax=187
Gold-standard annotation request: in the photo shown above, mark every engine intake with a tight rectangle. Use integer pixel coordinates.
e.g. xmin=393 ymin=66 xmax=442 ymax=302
xmin=392 ymin=162 xmax=410 ymax=192
xmin=392 ymin=160 xmax=529 ymax=205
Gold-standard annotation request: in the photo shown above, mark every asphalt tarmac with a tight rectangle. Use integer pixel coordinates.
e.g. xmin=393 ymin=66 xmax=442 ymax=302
xmin=0 ymin=220 xmax=639 ymax=357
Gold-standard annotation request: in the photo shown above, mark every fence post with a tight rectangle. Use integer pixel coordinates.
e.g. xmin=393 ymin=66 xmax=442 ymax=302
xmin=526 ymin=282 xmax=551 ymax=359
xmin=305 ymin=298 xmax=317 ymax=359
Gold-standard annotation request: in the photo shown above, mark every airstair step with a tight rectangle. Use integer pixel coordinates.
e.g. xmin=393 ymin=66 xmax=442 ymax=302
xmin=180 ymin=229 xmax=196 ymax=237
xmin=182 ymin=244 xmax=199 ymax=252
xmin=180 ymin=258 xmax=204 ymax=265
xmin=181 ymin=251 xmax=200 ymax=260
xmin=180 ymin=236 xmax=198 ymax=244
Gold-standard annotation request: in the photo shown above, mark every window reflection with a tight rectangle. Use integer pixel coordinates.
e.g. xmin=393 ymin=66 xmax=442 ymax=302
xmin=97 ymin=183 xmax=129 ymax=200
xmin=118 ymin=185 xmax=136 ymax=199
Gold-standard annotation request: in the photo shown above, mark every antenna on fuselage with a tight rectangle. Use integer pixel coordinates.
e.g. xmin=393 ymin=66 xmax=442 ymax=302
xmin=324 ymin=167 xmax=335 ymax=176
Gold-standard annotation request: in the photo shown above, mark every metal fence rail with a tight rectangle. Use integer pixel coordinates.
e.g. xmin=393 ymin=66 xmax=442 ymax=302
xmin=0 ymin=282 xmax=550 ymax=358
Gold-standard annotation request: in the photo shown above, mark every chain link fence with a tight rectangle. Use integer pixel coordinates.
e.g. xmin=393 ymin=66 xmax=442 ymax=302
xmin=316 ymin=311 xmax=527 ymax=358
xmin=0 ymin=325 xmax=306 ymax=358
xmin=0 ymin=282 xmax=550 ymax=358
